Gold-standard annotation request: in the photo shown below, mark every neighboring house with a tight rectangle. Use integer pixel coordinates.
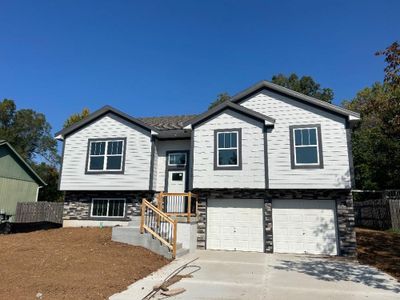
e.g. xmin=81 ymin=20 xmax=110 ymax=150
xmin=55 ymin=80 xmax=360 ymax=256
xmin=0 ymin=140 xmax=46 ymax=222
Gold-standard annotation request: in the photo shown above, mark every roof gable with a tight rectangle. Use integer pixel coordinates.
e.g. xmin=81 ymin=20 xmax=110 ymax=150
xmin=231 ymin=80 xmax=360 ymax=120
xmin=55 ymin=105 xmax=159 ymax=139
xmin=183 ymin=101 xmax=275 ymax=129
xmin=0 ymin=141 xmax=46 ymax=186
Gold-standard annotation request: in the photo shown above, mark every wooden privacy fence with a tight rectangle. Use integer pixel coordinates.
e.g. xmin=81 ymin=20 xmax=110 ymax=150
xmin=353 ymin=190 xmax=400 ymax=230
xmin=15 ymin=202 xmax=64 ymax=224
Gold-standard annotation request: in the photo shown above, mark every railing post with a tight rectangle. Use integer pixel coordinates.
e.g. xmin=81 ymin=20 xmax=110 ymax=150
xmin=187 ymin=192 xmax=192 ymax=223
xmin=172 ymin=219 xmax=178 ymax=258
xmin=195 ymin=194 xmax=199 ymax=217
xmin=140 ymin=199 xmax=146 ymax=234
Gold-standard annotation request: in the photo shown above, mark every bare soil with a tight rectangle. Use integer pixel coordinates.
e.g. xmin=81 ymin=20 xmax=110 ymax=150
xmin=356 ymin=227 xmax=400 ymax=281
xmin=0 ymin=227 xmax=169 ymax=300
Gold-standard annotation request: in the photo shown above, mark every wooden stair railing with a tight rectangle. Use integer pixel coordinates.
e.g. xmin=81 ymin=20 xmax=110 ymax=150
xmin=140 ymin=199 xmax=178 ymax=258
xmin=157 ymin=192 xmax=199 ymax=223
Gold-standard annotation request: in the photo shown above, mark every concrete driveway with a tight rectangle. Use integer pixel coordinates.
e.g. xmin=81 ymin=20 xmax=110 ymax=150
xmin=111 ymin=250 xmax=400 ymax=300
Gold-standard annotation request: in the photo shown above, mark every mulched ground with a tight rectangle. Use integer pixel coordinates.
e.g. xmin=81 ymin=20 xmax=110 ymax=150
xmin=356 ymin=227 xmax=400 ymax=281
xmin=0 ymin=228 xmax=169 ymax=300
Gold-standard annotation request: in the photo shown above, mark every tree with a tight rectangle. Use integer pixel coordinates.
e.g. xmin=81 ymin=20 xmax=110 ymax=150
xmin=343 ymin=83 xmax=400 ymax=189
xmin=63 ymin=108 xmax=90 ymax=128
xmin=34 ymin=163 xmax=63 ymax=202
xmin=376 ymin=41 xmax=400 ymax=88
xmin=0 ymin=99 xmax=59 ymax=165
xmin=343 ymin=41 xmax=400 ymax=190
xmin=271 ymin=73 xmax=334 ymax=103
xmin=208 ymin=92 xmax=231 ymax=110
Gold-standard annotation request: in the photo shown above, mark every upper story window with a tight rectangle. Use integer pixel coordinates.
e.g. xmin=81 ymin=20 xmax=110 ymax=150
xmin=214 ymin=129 xmax=242 ymax=170
xmin=168 ymin=152 xmax=187 ymax=166
xmin=86 ymin=138 xmax=126 ymax=173
xmin=290 ymin=125 xmax=323 ymax=169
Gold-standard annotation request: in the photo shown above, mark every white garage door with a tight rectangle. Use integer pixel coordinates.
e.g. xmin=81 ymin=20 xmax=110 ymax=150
xmin=272 ymin=199 xmax=338 ymax=255
xmin=207 ymin=199 xmax=264 ymax=252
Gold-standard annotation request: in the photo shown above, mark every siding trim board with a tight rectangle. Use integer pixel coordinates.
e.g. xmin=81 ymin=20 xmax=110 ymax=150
xmin=149 ymin=137 xmax=156 ymax=190
xmin=84 ymin=137 xmax=127 ymax=175
xmin=264 ymin=126 xmax=270 ymax=189
xmin=213 ymin=128 xmax=243 ymax=171
xmin=289 ymin=124 xmax=324 ymax=169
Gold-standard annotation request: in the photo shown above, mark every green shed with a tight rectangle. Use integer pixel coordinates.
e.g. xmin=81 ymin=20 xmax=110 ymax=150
xmin=0 ymin=140 xmax=46 ymax=222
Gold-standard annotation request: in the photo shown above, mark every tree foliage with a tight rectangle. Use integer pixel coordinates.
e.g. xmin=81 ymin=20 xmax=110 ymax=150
xmin=343 ymin=83 xmax=400 ymax=189
xmin=0 ymin=99 xmax=62 ymax=201
xmin=63 ymin=108 xmax=90 ymax=128
xmin=34 ymin=163 xmax=63 ymax=202
xmin=208 ymin=92 xmax=231 ymax=110
xmin=376 ymin=41 xmax=400 ymax=88
xmin=0 ymin=99 xmax=59 ymax=165
xmin=271 ymin=73 xmax=334 ymax=103
xmin=344 ymin=41 xmax=400 ymax=190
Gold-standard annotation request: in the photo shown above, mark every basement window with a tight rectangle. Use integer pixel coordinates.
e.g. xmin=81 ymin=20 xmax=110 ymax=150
xmin=91 ymin=198 xmax=126 ymax=218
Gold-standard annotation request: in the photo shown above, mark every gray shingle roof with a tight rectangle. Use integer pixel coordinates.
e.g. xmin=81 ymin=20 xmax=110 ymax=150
xmin=138 ymin=115 xmax=198 ymax=131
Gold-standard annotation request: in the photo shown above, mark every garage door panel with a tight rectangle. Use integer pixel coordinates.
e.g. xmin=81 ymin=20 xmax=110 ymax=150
xmin=273 ymin=199 xmax=338 ymax=255
xmin=207 ymin=199 xmax=264 ymax=252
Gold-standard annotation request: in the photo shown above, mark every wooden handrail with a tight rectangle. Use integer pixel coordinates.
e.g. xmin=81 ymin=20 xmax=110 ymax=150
xmin=140 ymin=199 xmax=177 ymax=258
xmin=158 ymin=192 xmax=199 ymax=223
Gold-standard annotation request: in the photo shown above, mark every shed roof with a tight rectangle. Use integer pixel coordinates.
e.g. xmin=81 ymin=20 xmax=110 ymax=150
xmin=0 ymin=140 xmax=46 ymax=186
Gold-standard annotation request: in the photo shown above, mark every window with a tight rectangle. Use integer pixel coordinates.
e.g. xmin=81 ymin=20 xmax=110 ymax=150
xmin=91 ymin=198 xmax=126 ymax=218
xmin=168 ymin=152 xmax=187 ymax=166
xmin=172 ymin=172 xmax=183 ymax=181
xmin=215 ymin=129 xmax=242 ymax=169
xmin=87 ymin=139 xmax=125 ymax=172
xmin=290 ymin=125 xmax=323 ymax=168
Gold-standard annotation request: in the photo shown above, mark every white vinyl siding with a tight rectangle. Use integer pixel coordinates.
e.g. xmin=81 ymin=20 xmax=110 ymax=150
xmin=193 ymin=110 xmax=265 ymax=189
xmin=241 ymin=89 xmax=351 ymax=189
xmin=60 ymin=114 xmax=152 ymax=190
xmin=154 ymin=139 xmax=191 ymax=192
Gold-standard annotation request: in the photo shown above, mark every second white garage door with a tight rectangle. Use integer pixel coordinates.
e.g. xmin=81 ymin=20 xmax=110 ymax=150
xmin=207 ymin=199 xmax=264 ymax=252
xmin=272 ymin=199 xmax=338 ymax=255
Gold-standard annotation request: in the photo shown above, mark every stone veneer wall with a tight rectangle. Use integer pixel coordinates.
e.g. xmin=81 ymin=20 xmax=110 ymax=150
xmin=193 ymin=189 xmax=356 ymax=257
xmin=63 ymin=191 xmax=153 ymax=221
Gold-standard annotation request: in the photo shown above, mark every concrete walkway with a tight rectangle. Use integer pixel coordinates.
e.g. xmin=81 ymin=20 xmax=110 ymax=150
xmin=110 ymin=250 xmax=400 ymax=300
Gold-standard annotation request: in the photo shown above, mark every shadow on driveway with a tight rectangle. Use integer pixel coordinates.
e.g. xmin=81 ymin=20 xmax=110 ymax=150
xmin=273 ymin=257 xmax=400 ymax=293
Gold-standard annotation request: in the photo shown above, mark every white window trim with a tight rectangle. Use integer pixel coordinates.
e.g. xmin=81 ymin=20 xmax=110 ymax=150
xmin=168 ymin=152 xmax=187 ymax=166
xmin=90 ymin=198 xmax=126 ymax=218
xmin=88 ymin=139 xmax=125 ymax=172
xmin=217 ymin=130 xmax=240 ymax=167
xmin=293 ymin=127 xmax=320 ymax=166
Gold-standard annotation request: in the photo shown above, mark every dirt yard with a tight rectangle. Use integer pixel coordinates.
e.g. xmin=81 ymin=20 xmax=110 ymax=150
xmin=0 ymin=227 xmax=169 ymax=300
xmin=356 ymin=227 xmax=400 ymax=281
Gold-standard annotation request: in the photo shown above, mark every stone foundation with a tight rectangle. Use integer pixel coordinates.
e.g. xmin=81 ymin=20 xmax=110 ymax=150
xmin=63 ymin=191 xmax=153 ymax=223
xmin=193 ymin=189 xmax=356 ymax=256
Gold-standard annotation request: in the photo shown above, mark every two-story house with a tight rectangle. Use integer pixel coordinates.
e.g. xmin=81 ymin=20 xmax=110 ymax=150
xmin=56 ymin=80 xmax=360 ymax=256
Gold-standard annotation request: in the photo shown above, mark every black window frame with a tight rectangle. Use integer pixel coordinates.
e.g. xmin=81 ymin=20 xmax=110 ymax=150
xmin=289 ymin=124 xmax=324 ymax=169
xmin=85 ymin=137 xmax=127 ymax=174
xmin=90 ymin=198 xmax=126 ymax=218
xmin=214 ymin=128 xmax=242 ymax=170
